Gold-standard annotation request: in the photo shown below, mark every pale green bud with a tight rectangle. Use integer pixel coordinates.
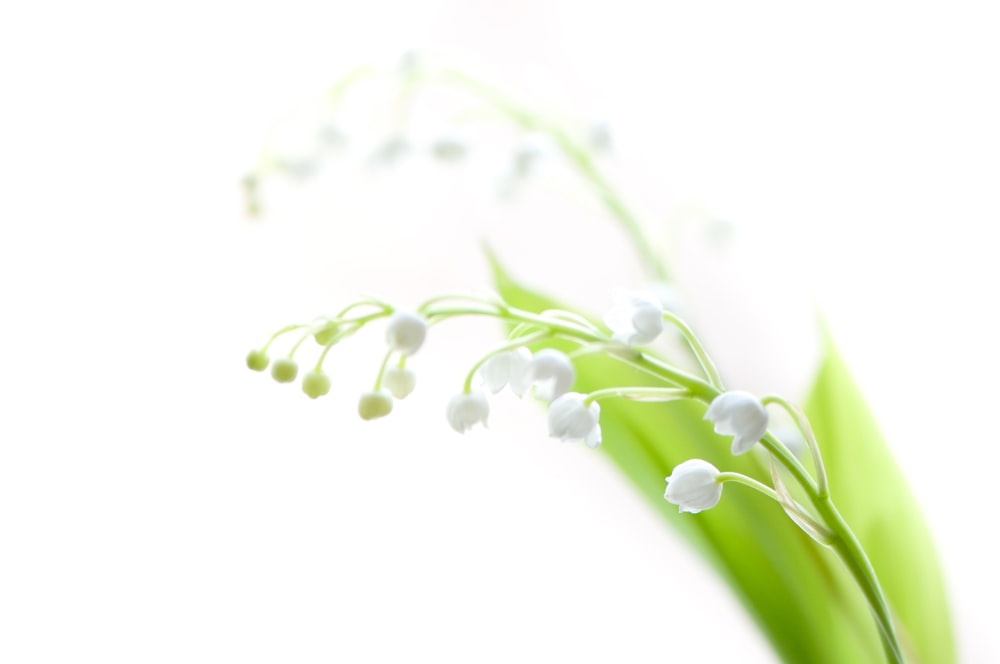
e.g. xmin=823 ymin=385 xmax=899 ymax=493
xmin=358 ymin=391 xmax=393 ymax=420
xmin=302 ymin=370 xmax=332 ymax=399
xmin=271 ymin=358 xmax=299 ymax=383
xmin=313 ymin=321 xmax=339 ymax=346
xmin=246 ymin=349 xmax=270 ymax=372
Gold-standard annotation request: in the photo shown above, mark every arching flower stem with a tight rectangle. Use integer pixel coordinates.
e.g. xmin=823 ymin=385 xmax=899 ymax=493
xmin=334 ymin=298 xmax=393 ymax=319
xmin=584 ymin=387 xmax=690 ymax=404
xmin=417 ymin=291 xmax=503 ymax=312
xmin=425 ymin=66 xmax=669 ymax=283
xmin=538 ymin=309 xmax=604 ymax=334
xmin=372 ymin=347 xmax=395 ymax=392
xmin=259 ymin=323 xmax=308 ymax=354
xmin=716 ymin=472 xmax=781 ymax=502
xmin=661 ymin=310 xmax=726 ymax=389
xmin=313 ymin=310 xmax=394 ymax=371
xmin=314 ymin=323 xmax=360 ymax=371
xmin=285 ymin=328 xmax=316 ymax=359
xmin=762 ymin=394 xmax=829 ymax=499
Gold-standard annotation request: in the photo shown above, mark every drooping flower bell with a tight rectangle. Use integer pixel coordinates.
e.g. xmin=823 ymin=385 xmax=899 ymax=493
xmin=704 ymin=391 xmax=769 ymax=455
xmin=385 ymin=311 xmax=427 ymax=356
xmin=603 ymin=290 xmax=665 ymax=346
xmin=664 ymin=459 xmax=723 ymax=514
xmin=446 ymin=391 xmax=490 ymax=433
xmin=383 ymin=366 xmax=417 ymax=400
xmin=481 ymin=347 xmax=532 ymax=397
xmin=524 ymin=349 xmax=575 ymax=402
xmin=547 ymin=392 xmax=602 ymax=448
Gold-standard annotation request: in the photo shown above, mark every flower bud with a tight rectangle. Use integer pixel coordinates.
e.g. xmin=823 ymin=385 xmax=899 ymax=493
xmin=664 ymin=459 xmax=723 ymax=514
xmin=385 ymin=311 xmax=427 ymax=356
xmin=302 ymin=370 xmax=332 ymax=399
xmin=383 ymin=366 xmax=416 ymax=400
xmin=358 ymin=391 xmax=393 ymax=420
xmin=548 ymin=392 xmax=602 ymax=448
xmin=446 ymin=391 xmax=490 ymax=433
xmin=704 ymin=391 xmax=769 ymax=455
xmin=246 ymin=349 xmax=270 ymax=372
xmin=313 ymin=320 xmax=339 ymax=346
xmin=270 ymin=358 xmax=299 ymax=383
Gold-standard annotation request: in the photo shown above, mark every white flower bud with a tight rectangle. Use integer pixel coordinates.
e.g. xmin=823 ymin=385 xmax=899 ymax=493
xmin=664 ymin=459 xmax=723 ymax=514
xmin=704 ymin=391 xmax=769 ymax=455
xmin=446 ymin=391 xmax=489 ymax=433
xmin=525 ymin=349 xmax=575 ymax=402
xmin=385 ymin=311 xmax=427 ymax=356
xmin=383 ymin=366 xmax=417 ymax=400
xmin=358 ymin=391 xmax=393 ymax=421
xmin=603 ymin=290 xmax=665 ymax=346
xmin=547 ymin=393 xmax=602 ymax=448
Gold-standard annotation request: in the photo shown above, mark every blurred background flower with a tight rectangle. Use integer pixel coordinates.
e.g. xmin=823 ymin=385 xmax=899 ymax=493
xmin=1 ymin=1 xmax=998 ymax=661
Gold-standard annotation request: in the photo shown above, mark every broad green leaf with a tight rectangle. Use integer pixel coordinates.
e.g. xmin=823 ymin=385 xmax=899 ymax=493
xmin=804 ymin=337 xmax=955 ymax=664
xmin=489 ymin=254 xmax=950 ymax=663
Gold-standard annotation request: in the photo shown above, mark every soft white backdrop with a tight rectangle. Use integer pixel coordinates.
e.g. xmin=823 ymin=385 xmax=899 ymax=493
xmin=2 ymin=1 xmax=998 ymax=662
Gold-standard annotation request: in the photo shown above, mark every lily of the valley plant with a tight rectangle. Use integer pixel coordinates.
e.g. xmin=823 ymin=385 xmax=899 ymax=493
xmin=244 ymin=54 xmax=953 ymax=664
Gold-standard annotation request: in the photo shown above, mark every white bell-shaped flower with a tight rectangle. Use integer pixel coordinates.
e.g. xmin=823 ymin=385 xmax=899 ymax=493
xmin=385 ymin=311 xmax=427 ymax=356
xmin=481 ymin=347 xmax=532 ymax=397
xmin=383 ymin=366 xmax=416 ymax=400
xmin=547 ymin=393 xmax=602 ymax=448
xmin=446 ymin=391 xmax=490 ymax=433
xmin=664 ymin=459 xmax=723 ymax=514
xmin=704 ymin=391 xmax=769 ymax=455
xmin=603 ymin=290 xmax=665 ymax=346
xmin=524 ymin=349 xmax=575 ymax=402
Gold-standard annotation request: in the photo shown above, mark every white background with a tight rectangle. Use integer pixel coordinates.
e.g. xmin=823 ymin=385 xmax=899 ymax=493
xmin=2 ymin=1 xmax=998 ymax=662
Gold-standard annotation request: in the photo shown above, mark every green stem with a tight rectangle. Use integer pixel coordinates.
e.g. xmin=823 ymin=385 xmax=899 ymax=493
xmin=815 ymin=500 xmax=905 ymax=664
xmin=760 ymin=430 xmax=902 ymax=661
xmin=585 ymin=386 xmax=690 ymax=404
xmin=717 ymin=472 xmax=780 ymax=502
xmin=661 ymin=310 xmax=725 ymax=389
xmin=762 ymin=394 xmax=829 ymax=498
xmin=372 ymin=348 xmax=393 ymax=391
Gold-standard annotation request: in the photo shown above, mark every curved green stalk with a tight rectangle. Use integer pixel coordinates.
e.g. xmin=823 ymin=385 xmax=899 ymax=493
xmin=426 ymin=67 xmax=669 ymax=283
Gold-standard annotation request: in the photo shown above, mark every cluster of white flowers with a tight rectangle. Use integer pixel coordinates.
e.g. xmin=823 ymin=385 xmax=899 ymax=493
xmin=446 ymin=346 xmax=577 ymax=435
xmin=355 ymin=311 xmax=429 ymax=420
xmin=247 ymin=290 xmax=784 ymax=517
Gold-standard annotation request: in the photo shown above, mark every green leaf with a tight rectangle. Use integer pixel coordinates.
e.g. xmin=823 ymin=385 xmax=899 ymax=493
xmin=488 ymin=253 xmax=951 ymax=663
xmin=804 ymin=335 xmax=955 ymax=664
